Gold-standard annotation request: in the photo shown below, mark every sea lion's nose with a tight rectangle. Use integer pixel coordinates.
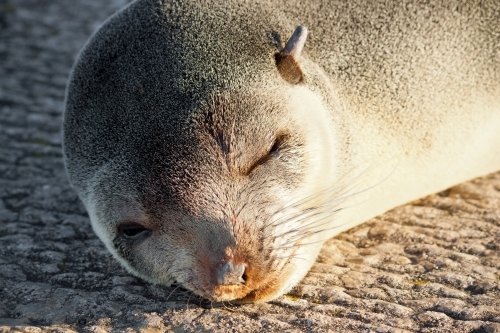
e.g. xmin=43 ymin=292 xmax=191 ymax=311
xmin=217 ymin=261 xmax=246 ymax=285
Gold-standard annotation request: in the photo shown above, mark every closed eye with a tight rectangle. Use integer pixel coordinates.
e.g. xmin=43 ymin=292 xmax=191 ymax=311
xmin=245 ymin=135 xmax=287 ymax=175
xmin=269 ymin=136 xmax=284 ymax=157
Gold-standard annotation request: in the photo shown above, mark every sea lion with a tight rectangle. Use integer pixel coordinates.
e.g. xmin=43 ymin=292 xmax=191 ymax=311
xmin=62 ymin=0 xmax=500 ymax=302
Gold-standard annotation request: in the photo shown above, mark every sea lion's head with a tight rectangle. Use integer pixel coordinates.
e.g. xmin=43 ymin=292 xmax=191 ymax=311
xmin=63 ymin=0 xmax=341 ymax=302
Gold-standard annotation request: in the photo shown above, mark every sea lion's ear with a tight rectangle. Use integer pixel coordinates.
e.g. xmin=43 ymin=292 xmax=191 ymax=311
xmin=275 ymin=25 xmax=308 ymax=84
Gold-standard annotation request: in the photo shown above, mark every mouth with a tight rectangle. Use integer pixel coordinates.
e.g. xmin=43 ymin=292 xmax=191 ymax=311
xmin=236 ymin=276 xmax=286 ymax=303
xmin=198 ymin=281 xmax=280 ymax=304
xmin=193 ymin=261 xmax=296 ymax=303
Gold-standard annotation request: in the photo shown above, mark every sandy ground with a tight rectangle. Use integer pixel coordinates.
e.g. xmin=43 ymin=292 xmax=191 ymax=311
xmin=0 ymin=0 xmax=499 ymax=332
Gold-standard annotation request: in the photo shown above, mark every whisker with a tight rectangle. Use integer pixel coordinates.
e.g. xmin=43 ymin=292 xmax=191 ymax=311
xmin=272 ymin=255 xmax=310 ymax=261
xmin=266 ymin=161 xmax=379 ymax=218
xmin=265 ymin=182 xmax=353 ymax=228
xmin=266 ymin=207 xmax=343 ymax=240
xmin=278 ymin=200 xmax=368 ymax=243
xmin=262 ymin=208 xmax=326 ymax=240
xmin=264 ymin=181 xmax=366 ymax=239
xmin=276 ymin=219 xmax=356 ymax=250
xmin=186 ymin=292 xmax=192 ymax=310
xmin=270 ymin=156 xmax=400 ymax=228
xmin=268 ymin=161 xmax=398 ymax=242
xmin=265 ymin=177 xmax=367 ymax=230
xmin=275 ymin=233 xmax=338 ymax=250
xmin=282 ymin=198 xmax=368 ymax=238
xmin=221 ymin=301 xmax=237 ymax=312
xmin=276 ymin=218 xmax=339 ymax=243
xmin=166 ymin=284 xmax=182 ymax=301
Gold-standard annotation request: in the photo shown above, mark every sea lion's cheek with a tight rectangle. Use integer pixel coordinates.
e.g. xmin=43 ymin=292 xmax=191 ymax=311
xmin=109 ymin=229 xmax=184 ymax=286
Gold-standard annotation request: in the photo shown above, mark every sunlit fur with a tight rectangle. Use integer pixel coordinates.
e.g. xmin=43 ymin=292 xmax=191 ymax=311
xmin=63 ymin=0 xmax=500 ymax=302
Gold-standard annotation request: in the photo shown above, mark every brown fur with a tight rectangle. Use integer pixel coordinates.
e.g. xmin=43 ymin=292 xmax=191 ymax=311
xmin=63 ymin=0 xmax=500 ymax=302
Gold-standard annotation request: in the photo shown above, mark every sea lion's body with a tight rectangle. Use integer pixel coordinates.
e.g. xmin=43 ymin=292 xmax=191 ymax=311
xmin=63 ymin=0 xmax=500 ymax=302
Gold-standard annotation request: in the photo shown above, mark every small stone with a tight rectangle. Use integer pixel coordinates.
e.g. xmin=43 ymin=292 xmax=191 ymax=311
xmin=392 ymin=256 xmax=412 ymax=265
xmin=417 ymin=311 xmax=452 ymax=327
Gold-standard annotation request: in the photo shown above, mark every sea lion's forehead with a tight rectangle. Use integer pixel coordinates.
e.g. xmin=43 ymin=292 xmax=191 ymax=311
xmin=66 ymin=0 xmax=300 ymax=176
xmin=133 ymin=93 xmax=306 ymax=211
xmin=73 ymin=0 xmax=282 ymax=102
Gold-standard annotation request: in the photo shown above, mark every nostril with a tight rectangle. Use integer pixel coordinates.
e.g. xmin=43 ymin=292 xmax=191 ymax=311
xmin=242 ymin=272 xmax=247 ymax=283
xmin=217 ymin=261 xmax=246 ymax=286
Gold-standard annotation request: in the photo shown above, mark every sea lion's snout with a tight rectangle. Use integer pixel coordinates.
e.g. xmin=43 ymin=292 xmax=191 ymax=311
xmin=217 ymin=261 xmax=246 ymax=286
xmin=197 ymin=245 xmax=288 ymax=302
xmin=201 ymin=251 xmax=253 ymax=301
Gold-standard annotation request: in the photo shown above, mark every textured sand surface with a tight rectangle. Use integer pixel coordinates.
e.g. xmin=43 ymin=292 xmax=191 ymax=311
xmin=0 ymin=0 xmax=499 ymax=332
